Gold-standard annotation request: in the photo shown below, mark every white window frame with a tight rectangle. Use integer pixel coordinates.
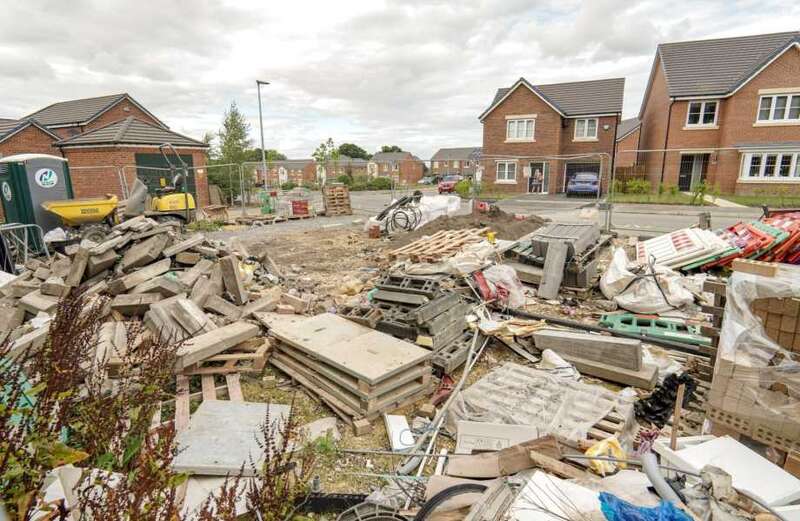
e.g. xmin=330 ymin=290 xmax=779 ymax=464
xmin=496 ymin=161 xmax=517 ymax=184
xmin=505 ymin=117 xmax=535 ymax=142
xmin=756 ymin=93 xmax=800 ymax=124
xmin=685 ymin=100 xmax=719 ymax=128
xmin=573 ymin=118 xmax=598 ymax=141
xmin=452 ymin=160 xmax=459 ymax=168
xmin=433 ymin=161 xmax=439 ymax=168
xmin=740 ymin=151 xmax=800 ymax=182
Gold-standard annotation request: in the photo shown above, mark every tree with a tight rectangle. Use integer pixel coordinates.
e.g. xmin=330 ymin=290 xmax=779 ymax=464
xmin=217 ymin=102 xmax=252 ymax=165
xmin=312 ymin=138 xmax=341 ymax=184
xmin=243 ymin=148 xmax=287 ymax=162
xmin=380 ymin=145 xmax=403 ymax=153
xmin=338 ymin=143 xmax=370 ymax=160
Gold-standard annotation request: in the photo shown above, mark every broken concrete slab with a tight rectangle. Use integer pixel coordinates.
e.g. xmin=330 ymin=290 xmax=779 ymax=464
xmin=219 ymin=255 xmax=248 ymax=305
xmin=556 ymin=352 xmax=658 ymax=390
xmin=170 ymin=298 xmax=217 ymax=337
xmin=533 ymin=329 xmax=642 ymax=371
xmin=108 ymin=258 xmax=171 ymax=295
xmin=280 ymin=292 xmax=309 ymax=314
xmin=172 ymin=400 xmax=290 ymax=476
xmin=121 ymin=233 xmax=169 ymax=271
xmin=41 ymin=276 xmax=68 ymax=298
xmin=163 ymin=235 xmax=205 ymax=258
xmin=65 ymin=247 xmax=90 ymax=287
xmin=203 ymin=294 xmax=242 ymax=321
xmin=87 ymin=249 xmax=118 ymax=277
xmin=536 ymin=240 xmax=568 ymax=300
xmin=175 ymin=321 xmax=260 ymax=371
xmin=111 ymin=293 xmax=162 ymax=316
xmin=178 ymin=258 xmax=214 ymax=288
xmin=176 ymin=252 xmax=201 ymax=265
xmin=19 ymin=290 xmax=59 ymax=315
xmin=131 ymin=275 xmax=186 ymax=297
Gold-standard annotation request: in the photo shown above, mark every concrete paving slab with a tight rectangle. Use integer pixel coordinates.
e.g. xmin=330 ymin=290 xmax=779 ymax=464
xmin=173 ymin=400 xmax=290 ymax=477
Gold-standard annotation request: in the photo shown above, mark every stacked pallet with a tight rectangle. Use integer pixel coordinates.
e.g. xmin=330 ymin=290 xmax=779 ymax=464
xmin=260 ymin=312 xmax=434 ymax=428
xmin=322 ymin=184 xmax=352 ymax=216
xmin=388 ymin=228 xmax=489 ymax=263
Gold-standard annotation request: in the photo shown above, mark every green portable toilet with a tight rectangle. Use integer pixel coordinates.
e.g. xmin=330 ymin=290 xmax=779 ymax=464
xmin=0 ymin=154 xmax=73 ymax=233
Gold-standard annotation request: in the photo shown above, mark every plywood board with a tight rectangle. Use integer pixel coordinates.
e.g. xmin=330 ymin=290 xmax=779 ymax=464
xmin=268 ymin=313 xmax=431 ymax=385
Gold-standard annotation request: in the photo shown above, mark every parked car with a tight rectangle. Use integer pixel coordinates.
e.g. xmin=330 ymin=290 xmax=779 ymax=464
xmin=566 ymin=172 xmax=600 ymax=197
xmin=419 ymin=176 xmax=435 ymax=185
xmin=437 ymin=175 xmax=462 ymax=194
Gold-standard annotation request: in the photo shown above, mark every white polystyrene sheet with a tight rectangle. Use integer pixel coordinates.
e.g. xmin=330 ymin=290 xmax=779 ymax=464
xmin=670 ymin=435 xmax=800 ymax=506
xmin=508 ymin=471 xmax=601 ymax=521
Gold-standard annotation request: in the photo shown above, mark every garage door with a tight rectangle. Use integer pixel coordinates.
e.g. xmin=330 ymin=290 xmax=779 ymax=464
xmin=564 ymin=162 xmax=600 ymax=191
xmin=134 ymin=153 xmax=196 ymax=197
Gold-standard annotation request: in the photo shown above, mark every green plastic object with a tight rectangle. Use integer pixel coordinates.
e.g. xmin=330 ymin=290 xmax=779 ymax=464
xmin=599 ymin=313 xmax=711 ymax=346
xmin=259 ymin=191 xmax=275 ymax=215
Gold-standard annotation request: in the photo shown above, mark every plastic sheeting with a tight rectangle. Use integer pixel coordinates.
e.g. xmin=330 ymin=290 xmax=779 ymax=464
xmin=481 ymin=264 xmax=526 ymax=308
xmin=448 ymin=362 xmax=635 ymax=443
xmin=710 ymin=263 xmax=800 ymax=448
xmin=599 ymin=493 xmax=692 ymax=521
xmin=601 ymin=248 xmax=694 ymax=313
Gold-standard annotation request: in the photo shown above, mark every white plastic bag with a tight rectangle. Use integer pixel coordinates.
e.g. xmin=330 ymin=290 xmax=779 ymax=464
xmin=482 ymin=264 xmax=526 ymax=308
xmin=600 ymin=248 xmax=693 ymax=313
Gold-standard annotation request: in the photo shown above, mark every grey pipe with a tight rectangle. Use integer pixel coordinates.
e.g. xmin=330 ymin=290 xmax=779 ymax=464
xmin=641 ymin=451 xmax=682 ymax=505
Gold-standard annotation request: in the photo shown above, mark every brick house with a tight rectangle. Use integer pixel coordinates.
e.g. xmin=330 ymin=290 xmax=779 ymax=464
xmin=479 ymin=77 xmax=624 ymax=194
xmin=431 ymin=147 xmax=482 ymax=178
xmin=615 ymin=118 xmax=641 ymax=169
xmin=0 ymin=118 xmax=61 ymax=157
xmin=637 ymin=31 xmax=800 ymax=194
xmin=55 ymin=117 xmax=210 ymax=207
xmin=368 ymin=151 xmax=425 ymax=185
xmin=0 ymin=93 xmax=209 ymax=216
xmin=257 ymin=159 xmax=317 ymax=186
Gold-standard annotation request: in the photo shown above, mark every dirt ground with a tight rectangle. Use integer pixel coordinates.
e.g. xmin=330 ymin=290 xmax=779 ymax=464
xmin=224 ymin=218 xmax=614 ymax=498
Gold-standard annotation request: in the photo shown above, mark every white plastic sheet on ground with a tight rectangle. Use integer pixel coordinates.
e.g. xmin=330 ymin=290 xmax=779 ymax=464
xmin=600 ymin=248 xmax=694 ymax=313
xmin=448 ymin=362 xmax=635 ymax=443
xmin=43 ymin=227 xmax=67 ymax=243
xmin=369 ymin=194 xmax=461 ymax=232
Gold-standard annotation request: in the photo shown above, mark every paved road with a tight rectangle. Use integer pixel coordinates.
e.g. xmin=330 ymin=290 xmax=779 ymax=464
xmin=347 ymin=189 xmax=762 ymax=236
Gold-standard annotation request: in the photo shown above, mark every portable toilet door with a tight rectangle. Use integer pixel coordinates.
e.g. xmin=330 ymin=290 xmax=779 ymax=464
xmin=0 ymin=154 xmax=73 ymax=233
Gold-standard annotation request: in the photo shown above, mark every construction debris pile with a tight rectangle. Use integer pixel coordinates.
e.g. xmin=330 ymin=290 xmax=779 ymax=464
xmin=3 ymin=207 xmax=800 ymax=521
xmin=638 ymin=209 xmax=800 ymax=271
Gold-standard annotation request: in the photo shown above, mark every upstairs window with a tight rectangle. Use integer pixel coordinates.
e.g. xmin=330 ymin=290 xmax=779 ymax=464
xmin=506 ymin=118 xmax=534 ymax=141
xmin=686 ymin=101 xmax=718 ymax=126
xmin=574 ymin=118 xmax=598 ymax=139
xmin=758 ymin=94 xmax=800 ymax=122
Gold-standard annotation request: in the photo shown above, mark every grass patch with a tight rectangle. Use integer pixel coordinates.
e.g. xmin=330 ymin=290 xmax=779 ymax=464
xmin=608 ymin=192 xmax=698 ymax=205
xmin=721 ymin=194 xmax=800 ymax=208
xmin=187 ymin=219 xmax=225 ymax=232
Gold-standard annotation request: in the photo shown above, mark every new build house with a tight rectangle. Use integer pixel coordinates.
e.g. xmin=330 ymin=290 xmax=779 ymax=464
xmin=368 ymin=151 xmax=425 ymax=185
xmin=479 ymin=77 xmax=624 ymax=193
xmin=637 ymin=31 xmax=800 ymax=194
xmin=431 ymin=147 xmax=482 ymax=178
xmin=0 ymin=93 xmax=209 ymax=210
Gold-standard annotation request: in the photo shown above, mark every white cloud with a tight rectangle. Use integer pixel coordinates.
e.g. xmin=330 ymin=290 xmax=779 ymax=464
xmin=0 ymin=0 xmax=798 ymax=158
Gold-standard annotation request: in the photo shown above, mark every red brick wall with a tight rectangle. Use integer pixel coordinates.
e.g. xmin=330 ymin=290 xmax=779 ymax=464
xmin=0 ymin=125 xmax=60 ymax=158
xmin=638 ymin=56 xmax=672 ymax=188
xmin=615 ymin=128 xmax=640 ymax=168
xmin=62 ymin=146 xmax=208 ymax=207
xmin=86 ymin=101 xmax=162 ymax=131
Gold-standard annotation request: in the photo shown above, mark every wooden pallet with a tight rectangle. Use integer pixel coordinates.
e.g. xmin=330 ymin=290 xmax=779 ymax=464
xmin=154 ymin=372 xmax=245 ymax=432
xmin=181 ymin=339 xmax=269 ymax=376
xmin=388 ymin=228 xmax=490 ymax=262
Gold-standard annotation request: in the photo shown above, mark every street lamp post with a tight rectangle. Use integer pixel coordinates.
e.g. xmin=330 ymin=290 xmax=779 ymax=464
xmin=256 ymin=79 xmax=270 ymax=198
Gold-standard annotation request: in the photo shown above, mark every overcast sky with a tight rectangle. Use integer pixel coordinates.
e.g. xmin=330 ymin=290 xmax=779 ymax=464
xmin=1 ymin=0 xmax=798 ymax=159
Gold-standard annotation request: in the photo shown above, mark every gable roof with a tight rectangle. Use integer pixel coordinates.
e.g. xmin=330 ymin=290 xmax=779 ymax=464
xmin=616 ymin=118 xmax=640 ymax=141
xmin=480 ymin=77 xmax=625 ymax=120
xmin=431 ymin=147 xmax=482 ymax=161
xmin=0 ymin=118 xmax=61 ymax=145
xmin=371 ymin=151 xmax=413 ymax=162
xmin=55 ymin=117 xmax=207 ymax=148
xmin=657 ymin=31 xmax=800 ymax=97
xmin=25 ymin=93 xmax=167 ymax=128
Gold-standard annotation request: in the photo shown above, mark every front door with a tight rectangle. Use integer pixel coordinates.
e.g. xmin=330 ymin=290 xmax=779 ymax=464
xmin=527 ymin=162 xmax=548 ymax=193
xmin=678 ymin=154 xmax=709 ymax=191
